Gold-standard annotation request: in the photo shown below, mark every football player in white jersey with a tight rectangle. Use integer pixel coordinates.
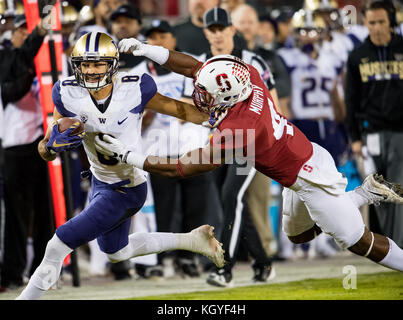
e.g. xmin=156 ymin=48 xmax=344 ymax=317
xmin=16 ymin=32 xmax=224 ymax=300
xmin=278 ymin=10 xmax=347 ymax=167
xmin=279 ymin=9 xmax=349 ymax=257
xmin=304 ymin=0 xmax=355 ymax=63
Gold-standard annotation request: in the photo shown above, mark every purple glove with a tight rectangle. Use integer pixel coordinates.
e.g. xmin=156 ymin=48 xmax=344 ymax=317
xmin=202 ymin=109 xmax=229 ymax=128
xmin=46 ymin=121 xmax=84 ymax=154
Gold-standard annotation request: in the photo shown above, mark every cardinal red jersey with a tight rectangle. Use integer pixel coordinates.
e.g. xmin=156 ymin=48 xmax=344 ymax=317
xmin=210 ymin=65 xmax=313 ymax=187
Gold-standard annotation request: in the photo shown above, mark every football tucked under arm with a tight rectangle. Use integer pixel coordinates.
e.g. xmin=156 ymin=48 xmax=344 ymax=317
xmin=38 ymin=110 xmax=86 ymax=161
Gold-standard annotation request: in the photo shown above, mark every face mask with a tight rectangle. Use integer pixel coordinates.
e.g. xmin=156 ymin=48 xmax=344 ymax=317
xmin=301 ymin=43 xmax=314 ymax=54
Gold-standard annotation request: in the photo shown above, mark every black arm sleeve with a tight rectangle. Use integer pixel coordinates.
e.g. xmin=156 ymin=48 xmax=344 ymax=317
xmin=0 ymin=26 xmax=44 ymax=84
xmin=344 ymin=53 xmax=362 ymax=142
xmin=17 ymin=26 xmax=45 ymax=65
xmin=1 ymin=67 xmax=36 ymax=106
xmin=271 ymin=53 xmax=291 ymax=98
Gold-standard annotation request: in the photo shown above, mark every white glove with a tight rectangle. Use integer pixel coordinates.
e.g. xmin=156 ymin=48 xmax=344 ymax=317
xmin=94 ymin=134 xmax=147 ymax=169
xmin=95 ymin=134 xmax=129 ymax=161
xmin=118 ymin=38 xmax=148 ymax=57
xmin=118 ymin=38 xmax=169 ymax=65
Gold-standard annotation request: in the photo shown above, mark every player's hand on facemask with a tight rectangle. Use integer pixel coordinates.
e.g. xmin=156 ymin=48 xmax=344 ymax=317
xmin=118 ymin=38 xmax=148 ymax=57
xmin=46 ymin=121 xmax=84 ymax=154
xmin=202 ymin=109 xmax=229 ymax=129
xmin=94 ymin=134 xmax=130 ymax=163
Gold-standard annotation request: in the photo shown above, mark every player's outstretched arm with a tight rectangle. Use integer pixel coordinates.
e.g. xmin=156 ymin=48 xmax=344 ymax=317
xmin=118 ymin=38 xmax=202 ymax=78
xmin=144 ymin=146 xmax=222 ymax=178
xmin=146 ymin=92 xmax=208 ymax=125
xmin=94 ymin=135 xmax=227 ymax=178
xmin=163 ymin=50 xmax=203 ymax=79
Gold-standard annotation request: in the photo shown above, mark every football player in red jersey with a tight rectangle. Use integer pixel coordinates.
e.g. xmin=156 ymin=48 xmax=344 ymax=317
xmin=95 ymin=38 xmax=403 ymax=274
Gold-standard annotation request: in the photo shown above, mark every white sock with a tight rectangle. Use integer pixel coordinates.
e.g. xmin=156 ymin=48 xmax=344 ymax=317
xmin=16 ymin=235 xmax=73 ymax=300
xmin=378 ymin=238 xmax=403 ymax=272
xmin=347 ymin=186 xmax=370 ymax=208
xmin=107 ymin=232 xmax=185 ymax=262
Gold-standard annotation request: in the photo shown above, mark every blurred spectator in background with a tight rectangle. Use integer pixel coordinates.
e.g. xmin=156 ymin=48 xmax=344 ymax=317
xmin=232 ymin=3 xmax=291 ymax=116
xmin=345 ymin=0 xmax=403 ymax=248
xmin=0 ymin=13 xmax=54 ymax=291
xmin=73 ymin=4 xmax=95 ymax=36
xmin=77 ymin=0 xmax=126 ymax=36
xmin=174 ymin=0 xmax=247 ymax=55
xmin=0 ymin=0 xmax=24 ymax=48
xmin=307 ymin=0 xmax=362 ymax=196
xmin=231 ymin=4 xmax=259 ymax=51
xmin=60 ymin=1 xmax=79 ymax=75
xmin=220 ymin=0 xmax=245 ymax=13
xmin=109 ymin=4 xmax=145 ymax=71
xmin=258 ymin=14 xmax=279 ymax=51
xmin=271 ymin=6 xmax=295 ymax=49
xmin=110 ymin=3 xmax=142 ymax=41
xmin=306 ymin=0 xmax=354 ymax=64
xmin=278 ymin=9 xmax=347 ymax=258
xmin=173 ymin=0 xmax=219 ymax=55
xmin=342 ymin=0 xmax=369 ymax=46
xmin=95 ymin=0 xmax=126 ymax=30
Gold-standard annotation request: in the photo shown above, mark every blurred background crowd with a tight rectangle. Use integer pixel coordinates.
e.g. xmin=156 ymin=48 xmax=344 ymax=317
xmin=0 ymin=0 xmax=403 ymax=291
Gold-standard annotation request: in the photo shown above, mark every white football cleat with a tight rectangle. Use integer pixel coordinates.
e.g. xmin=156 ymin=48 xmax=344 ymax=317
xmin=188 ymin=225 xmax=225 ymax=268
xmin=361 ymin=174 xmax=403 ymax=205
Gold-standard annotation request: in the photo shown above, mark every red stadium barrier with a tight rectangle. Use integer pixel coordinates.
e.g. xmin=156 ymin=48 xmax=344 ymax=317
xmin=22 ymin=0 xmax=69 ymax=264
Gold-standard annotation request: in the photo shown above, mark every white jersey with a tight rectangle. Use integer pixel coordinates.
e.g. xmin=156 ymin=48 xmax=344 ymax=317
xmin=2 ymin=78 xmax=43 ymax=148
xmin=346 ymin=24 xmax=369 ymax=46
xmin=278 ymin=47 xmax=343 ymax=120
xmin=321 ymin=31 xmax=354 ymax=64
xmin=53 ymin=72 xmax=157 ymax=187
xmin=130 ymin=60 xmax=185 ymax=157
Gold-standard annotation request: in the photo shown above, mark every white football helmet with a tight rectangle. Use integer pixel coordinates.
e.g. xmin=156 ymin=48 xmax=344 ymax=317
xmin=192 ymin=55 xmax=253 ymax=113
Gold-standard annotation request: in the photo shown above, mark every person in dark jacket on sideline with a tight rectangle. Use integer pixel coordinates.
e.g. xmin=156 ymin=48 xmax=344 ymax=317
xmin=345 ymin=0 xmax=403 ymax=248
xmin=0 ymin=13 xmax=54 ymax=292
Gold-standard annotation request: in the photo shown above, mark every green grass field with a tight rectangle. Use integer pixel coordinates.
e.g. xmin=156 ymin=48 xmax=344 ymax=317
xmin=130 ymin=272 xmax=403 ymax=300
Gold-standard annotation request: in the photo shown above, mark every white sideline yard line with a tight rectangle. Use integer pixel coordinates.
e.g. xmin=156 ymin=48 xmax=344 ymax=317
xmin=0 ymin=254 xmax=393 ymax=300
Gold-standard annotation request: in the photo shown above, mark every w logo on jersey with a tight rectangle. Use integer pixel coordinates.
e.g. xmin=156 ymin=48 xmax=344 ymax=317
xmin=99 ymin=118 xmax=107 ymax=124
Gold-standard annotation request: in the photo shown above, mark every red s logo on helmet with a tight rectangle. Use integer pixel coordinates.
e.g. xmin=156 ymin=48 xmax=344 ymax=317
xmin=216 ymin=73 xmax=232 ymax=92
